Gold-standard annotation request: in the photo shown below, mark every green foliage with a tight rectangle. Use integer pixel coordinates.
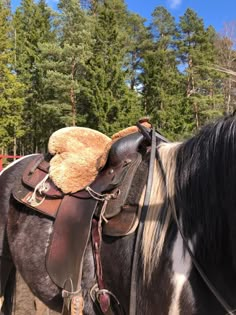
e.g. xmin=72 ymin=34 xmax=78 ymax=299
xmin=177 ymin=9 xmax=224 ymax=131
xmin=38 ymin=0 xmax=94 ymax=129
xmin=80 ymin=0 xmax=142 ymax=135
xmin=124 ymin=12 xmax=150 ymax=91
xmin=0 ymin=0 xmax=25 ymax=149
xmin=13 ymin=0 xmax=57 ymax=152
xmin=0 ymin=2 xmax=233 ymax=154
xmin=141 ymin=6 xmax=185 ymax=139
xmin=157 ymin=97 xmax=195 ymax=140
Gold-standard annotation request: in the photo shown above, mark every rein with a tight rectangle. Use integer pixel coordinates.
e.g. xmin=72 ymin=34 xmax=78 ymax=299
xmin=129 ymin=126 xmax=157 ymax=315
xmin=172 ymin=206 xmax=234 ymax=315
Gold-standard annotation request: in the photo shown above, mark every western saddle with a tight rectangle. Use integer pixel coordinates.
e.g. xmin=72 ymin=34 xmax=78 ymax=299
xmin=12 ymin=120 xmax=166 ymax=315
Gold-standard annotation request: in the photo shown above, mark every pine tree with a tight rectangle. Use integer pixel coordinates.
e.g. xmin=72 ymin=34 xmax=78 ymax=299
xmin=80 ymin=0 xmax=142 ymax=135
xmin=141 ymin=6 xmax=186 ymax=139
xmin=124 ymin=12 xmax=150 ymax=91
xmin=0 ymin=0 xmax=25 ymax=153
xmin=215 ymin=22 xmax=236 ymax=113
xmin=177 ymin=9 xmax=224 ymax=131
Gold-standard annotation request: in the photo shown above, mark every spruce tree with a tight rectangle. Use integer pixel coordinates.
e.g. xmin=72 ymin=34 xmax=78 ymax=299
xmin=0 ymin=0 xmax=25 ymax=153
xmin=80 ymin=0 xmax=142 ymax=135
xmin=13 ymin=0 xmax=55 ymax=152
xmin=13 ymin=0 xmax=40 ymax=95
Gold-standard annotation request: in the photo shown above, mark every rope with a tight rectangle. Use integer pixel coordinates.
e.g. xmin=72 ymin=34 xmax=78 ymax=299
xmin=26 ymin=174 xmax=49 ymax=207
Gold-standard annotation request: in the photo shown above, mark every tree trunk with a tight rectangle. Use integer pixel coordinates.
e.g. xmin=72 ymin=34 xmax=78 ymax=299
xmin=70 ymin=86 xmax=76 ymax=127
xmin=13 ymin=136 xmax=17 ymax=160
xmin=226 ymin=77 xmax=232 ymax=114
xmin=194 ymin=102 xmax=199 ymax=130
xmin=71 ymin=61 xmax=76 ymax=126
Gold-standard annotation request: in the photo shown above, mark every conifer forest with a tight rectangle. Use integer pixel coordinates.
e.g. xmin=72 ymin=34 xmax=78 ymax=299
xmin=1 ymin=0 xmax=236 ymax=157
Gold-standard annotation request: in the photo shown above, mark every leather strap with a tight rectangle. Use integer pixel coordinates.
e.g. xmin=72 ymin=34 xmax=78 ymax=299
xmin=92 ymin=219 xmax=111 ymax=313
xmin=136 ymin=121 xmax=169 ymax=144
xmin=129 ymin=127 xmax=157 ymax=315
xmin=46 ymin=195 xmax=98 ymax=290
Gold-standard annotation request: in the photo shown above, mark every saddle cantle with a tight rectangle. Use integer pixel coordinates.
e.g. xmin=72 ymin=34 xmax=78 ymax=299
xmin=12 ymin=129 xmax=148 ymax=294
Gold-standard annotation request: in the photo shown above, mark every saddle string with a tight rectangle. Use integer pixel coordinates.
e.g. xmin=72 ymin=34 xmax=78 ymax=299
xmin=155 ymin=149 xmax=235 ymax=315
xmin=86 ymin=186 xmax=120 ymax=201
xmin=86 ymin=186 xmax=120 ymax=222
xmin=86 ymin=186 xmax=109 ymax=201
xmin=129 ymin=127 xmax=157 ymax=315
xmin=26 ymin=174 xmax=49 ymax=207
xmin=62 ymin=280 xmax=84 ymax=315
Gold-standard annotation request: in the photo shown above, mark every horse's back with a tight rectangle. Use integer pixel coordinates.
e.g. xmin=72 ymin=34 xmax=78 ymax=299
xmin=0 ymin=155 xmax=40 ymax=314
xmin=0 ymin=154 xmax=39 ymax=221
xmin=2 ymin=155 xmax=63 ymax=313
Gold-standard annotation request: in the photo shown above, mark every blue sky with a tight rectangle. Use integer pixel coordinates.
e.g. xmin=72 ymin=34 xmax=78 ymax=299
xmin=11 ymin=0 xmax=236 ymax=33
xmin=126 ymin=0 xmax=236 ymax=32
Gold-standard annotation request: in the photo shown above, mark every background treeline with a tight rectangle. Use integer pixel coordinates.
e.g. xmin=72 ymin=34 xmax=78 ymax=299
xmin=1 ymin=0 xmax=236 ymax=156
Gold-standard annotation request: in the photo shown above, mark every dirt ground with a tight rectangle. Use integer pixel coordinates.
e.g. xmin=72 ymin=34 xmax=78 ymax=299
xmin=12 ymin=272 xmax=59 ymax=315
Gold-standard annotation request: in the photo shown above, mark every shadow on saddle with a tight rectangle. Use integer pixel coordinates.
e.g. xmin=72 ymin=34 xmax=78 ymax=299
xmin=12 ymin=121 xmax=152 ymax=293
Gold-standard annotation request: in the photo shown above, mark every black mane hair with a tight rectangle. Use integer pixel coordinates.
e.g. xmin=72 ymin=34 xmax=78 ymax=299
xmin=174 ymin=114 xmax=236 ymax=264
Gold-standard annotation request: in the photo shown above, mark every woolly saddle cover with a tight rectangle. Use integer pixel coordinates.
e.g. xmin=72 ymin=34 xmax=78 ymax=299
xmin=48 ymin=122 xmax=151 ymax=194
xmin=48 ymin=127 xmax=111 ymax=194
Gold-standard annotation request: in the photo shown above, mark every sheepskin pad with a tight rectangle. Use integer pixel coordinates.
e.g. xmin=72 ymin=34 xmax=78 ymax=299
xmin=48 ymin=127 xmax=111 ymax=194
xmin=48 ymin=120 xmax=152 ymax=194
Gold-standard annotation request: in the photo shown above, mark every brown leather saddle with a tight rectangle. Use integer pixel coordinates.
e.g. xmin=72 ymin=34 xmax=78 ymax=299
xmin=13 ymin=131 xmax=149 ymax=294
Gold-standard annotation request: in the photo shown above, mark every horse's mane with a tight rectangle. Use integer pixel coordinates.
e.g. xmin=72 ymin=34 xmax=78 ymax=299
xmin=142 ymin=114 xmax=236 ymax=283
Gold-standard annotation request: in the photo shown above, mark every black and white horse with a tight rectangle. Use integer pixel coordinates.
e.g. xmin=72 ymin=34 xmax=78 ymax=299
xmin=1 ymin=114 xmax=236 ymax=315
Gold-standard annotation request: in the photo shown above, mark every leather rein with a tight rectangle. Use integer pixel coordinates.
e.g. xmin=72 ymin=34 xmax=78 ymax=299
xmin=171 ymin=203 xmax=234 ymax=314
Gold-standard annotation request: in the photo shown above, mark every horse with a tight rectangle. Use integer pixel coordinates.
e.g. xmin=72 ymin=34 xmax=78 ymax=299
xmin=1 ymin=114 xmax=236 ymax=315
